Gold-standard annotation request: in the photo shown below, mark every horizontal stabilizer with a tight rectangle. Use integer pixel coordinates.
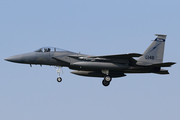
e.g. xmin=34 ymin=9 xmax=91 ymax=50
xmin=154 ymin=69 xmax=169 ymax=74
xmin=148 ymin=62 xmax=176 ymax=67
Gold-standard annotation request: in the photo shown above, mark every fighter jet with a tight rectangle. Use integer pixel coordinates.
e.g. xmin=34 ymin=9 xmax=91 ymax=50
xmin=5 ymin=34 xmax=176 ymax=86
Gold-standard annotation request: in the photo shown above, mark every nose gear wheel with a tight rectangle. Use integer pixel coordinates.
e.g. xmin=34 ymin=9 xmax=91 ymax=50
xmin=57 ymin=77 xmax=62 ymax=82
xmin=55 ymin=66 xmax=63 ymax=82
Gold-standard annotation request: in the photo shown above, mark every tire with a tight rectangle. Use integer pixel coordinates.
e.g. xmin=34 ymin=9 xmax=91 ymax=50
xmin=57 ymin=77 xmax=62 ymax=82
xmin=102 ymin=80 xmax=110 ymax=86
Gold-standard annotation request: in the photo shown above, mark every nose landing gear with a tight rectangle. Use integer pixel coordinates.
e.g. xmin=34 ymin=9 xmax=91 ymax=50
xmin=57 ymin=77 xmax=62 ymax=82
xmin=55 ymin=66 xmax=63 ymax=82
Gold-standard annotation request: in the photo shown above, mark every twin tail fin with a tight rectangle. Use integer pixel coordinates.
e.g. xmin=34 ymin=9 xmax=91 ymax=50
xmin=137 ymin=34 xmax=167 ymax=66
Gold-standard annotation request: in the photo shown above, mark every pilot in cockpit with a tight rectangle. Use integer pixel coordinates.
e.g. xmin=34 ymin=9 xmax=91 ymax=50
xmin=44 ymin=48 xmax=47 ymax=52
xmin=44 ymin=48 xmax=51 ymax=52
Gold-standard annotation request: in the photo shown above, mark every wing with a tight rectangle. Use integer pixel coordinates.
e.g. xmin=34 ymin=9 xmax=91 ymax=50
xmin=92 ymin=53 xmax=142 ymax=59
xmin=93 ymin=53 xmax=142 ymax=65
xmin=69 ymin=53 xmax=142 ymax=65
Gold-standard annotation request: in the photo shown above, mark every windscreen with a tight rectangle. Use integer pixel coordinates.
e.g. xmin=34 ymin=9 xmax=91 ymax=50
xmin=35 ymin=47 xmax=66 ymax=52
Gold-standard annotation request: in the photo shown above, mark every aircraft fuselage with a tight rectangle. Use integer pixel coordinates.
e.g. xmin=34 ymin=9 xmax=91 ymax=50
xmin=5 ymin=34 xmax=175 ymax=86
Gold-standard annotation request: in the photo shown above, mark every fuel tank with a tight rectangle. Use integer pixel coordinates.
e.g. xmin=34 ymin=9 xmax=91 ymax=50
xmin=71 ymin=70 xmax=126 ymax=78
xmin=70 ymin=61 xmax=129 ymax=70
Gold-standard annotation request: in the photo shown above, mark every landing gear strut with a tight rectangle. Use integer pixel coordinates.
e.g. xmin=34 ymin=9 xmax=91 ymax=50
xmin=101 ymin=70 xmax=112 ymax=86
xmin=55 ymin=66 xmax=63 ymax=82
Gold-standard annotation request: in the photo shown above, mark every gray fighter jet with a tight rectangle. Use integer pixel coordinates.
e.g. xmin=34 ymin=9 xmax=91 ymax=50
xmin=5 ymin=34 xmax=176 ymax=86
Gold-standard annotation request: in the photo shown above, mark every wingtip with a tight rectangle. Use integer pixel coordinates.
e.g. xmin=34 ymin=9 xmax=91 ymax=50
xmin=155 ymin=34 xmax=167 ymax=37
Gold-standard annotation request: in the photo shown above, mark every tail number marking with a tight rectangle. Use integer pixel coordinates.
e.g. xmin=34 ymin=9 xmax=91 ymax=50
xmin=145 ymin=56 xmax=154 ymax=60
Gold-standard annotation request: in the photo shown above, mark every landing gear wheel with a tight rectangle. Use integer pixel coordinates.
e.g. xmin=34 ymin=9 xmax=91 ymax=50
xmin=57 ymin=77 xmax=62 ymax=82
xmin=104 ymin=76 xmax=112 ymax=82
xmin=55 ymin=66 xmax=63 ymax=83
xmin=102 ymin=80 xmax=110 ymax=86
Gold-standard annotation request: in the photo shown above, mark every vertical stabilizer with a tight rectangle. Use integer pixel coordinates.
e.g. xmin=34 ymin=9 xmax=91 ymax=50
xmin=137 ymin=34 xmax=167 ymax=65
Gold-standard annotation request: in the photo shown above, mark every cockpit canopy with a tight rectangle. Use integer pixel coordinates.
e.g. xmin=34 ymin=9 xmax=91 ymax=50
xmin=35 ymin=47 xmax=66 ymax=52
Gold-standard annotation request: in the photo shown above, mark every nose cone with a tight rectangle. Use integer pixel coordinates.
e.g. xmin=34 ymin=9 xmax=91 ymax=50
xmin=4 ymin=55 xmax=23 ymax=63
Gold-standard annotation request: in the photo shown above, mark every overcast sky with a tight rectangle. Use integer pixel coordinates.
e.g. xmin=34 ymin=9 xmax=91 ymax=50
xmin=0 ymin=0 xmax=179 ymax=120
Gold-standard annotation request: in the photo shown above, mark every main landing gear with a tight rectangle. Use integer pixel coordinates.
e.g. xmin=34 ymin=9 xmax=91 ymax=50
xmin=55 ymin=66 xmax=63 ymax=82
xmin=102 ymin=76 xmax=112 ymax=86
xmin=101 ymin=70 xmax=112 ymax=87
